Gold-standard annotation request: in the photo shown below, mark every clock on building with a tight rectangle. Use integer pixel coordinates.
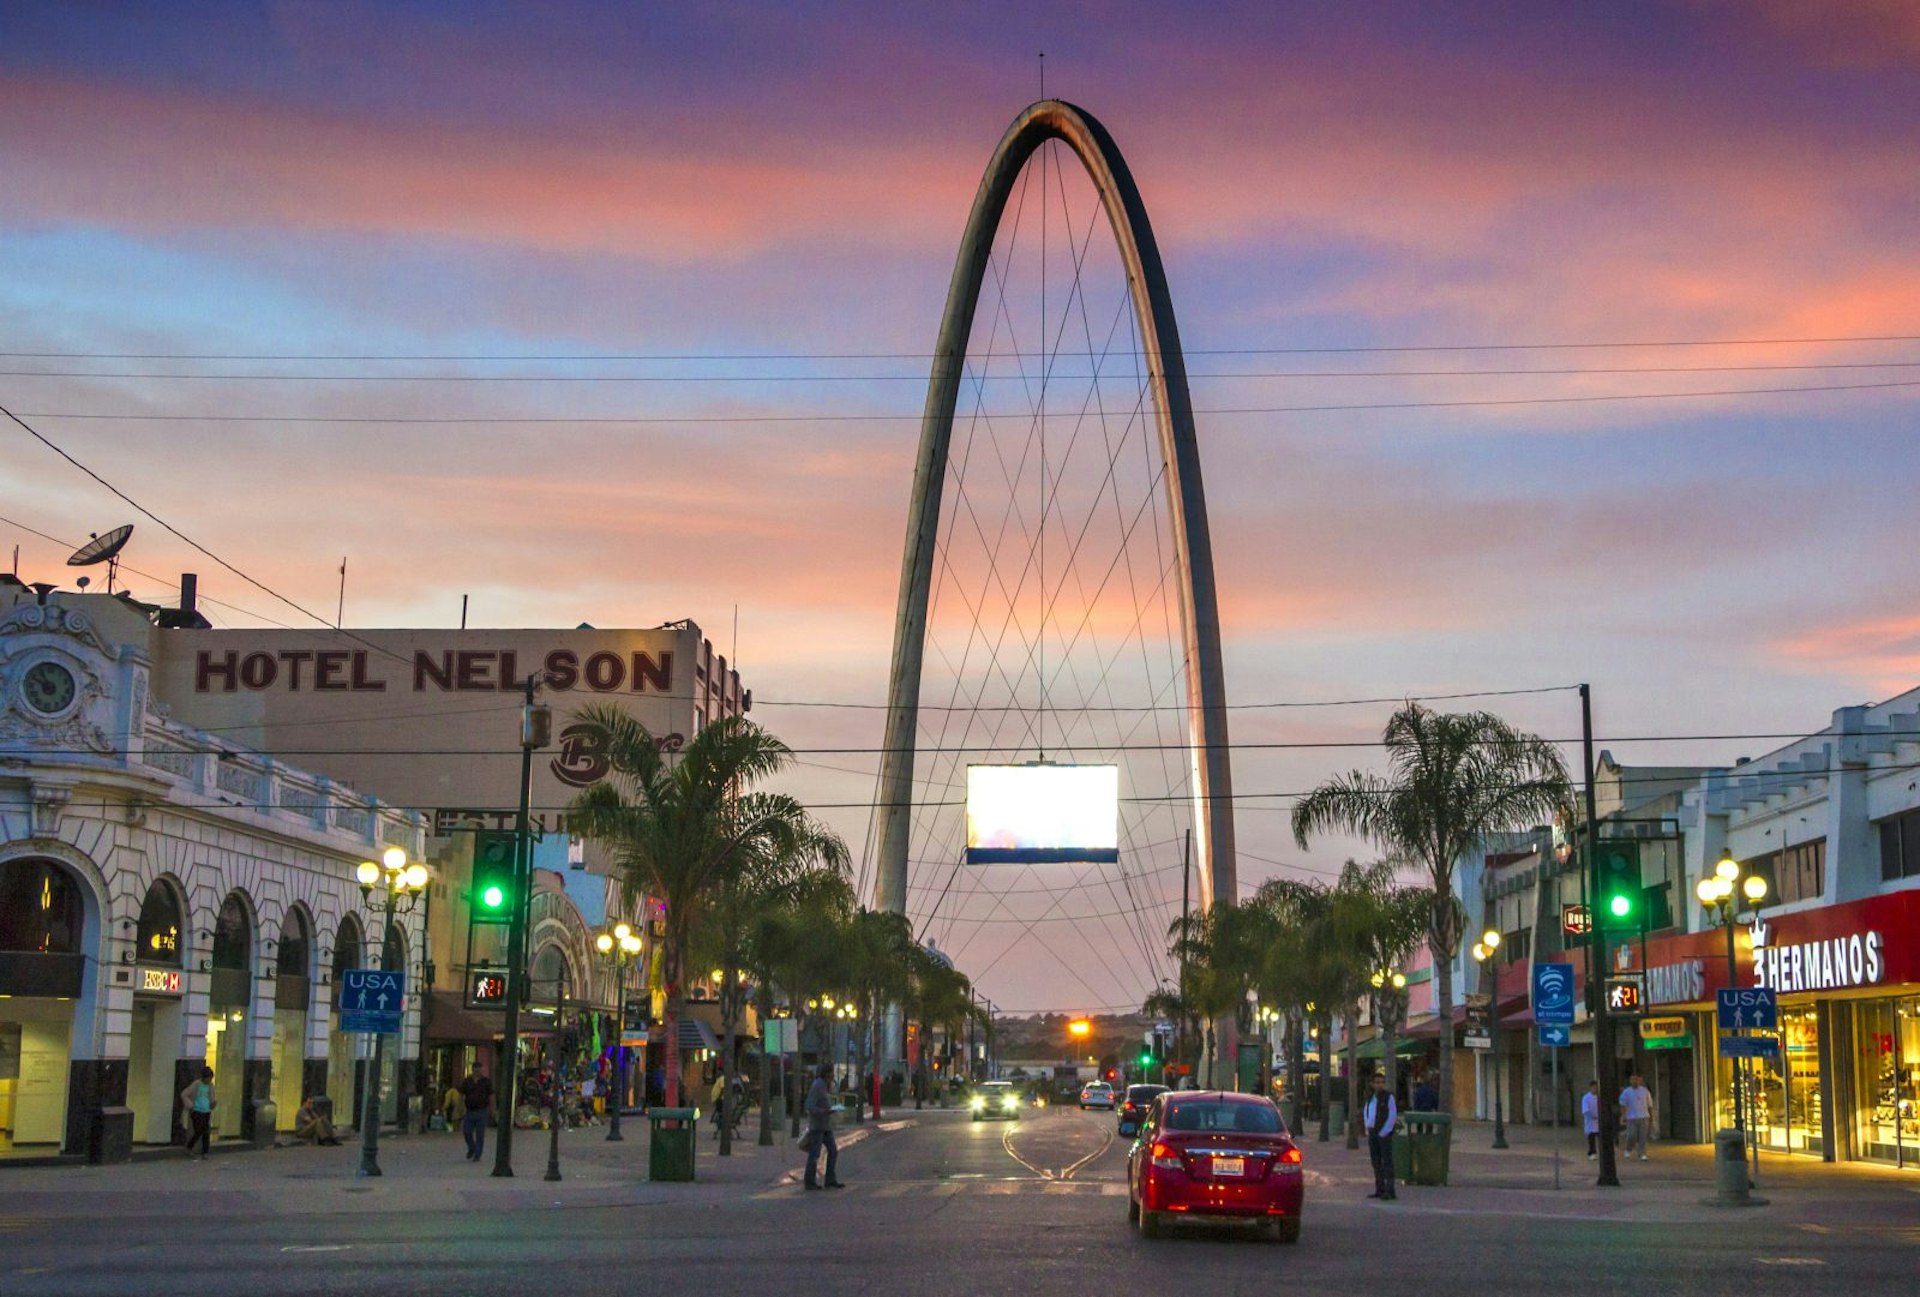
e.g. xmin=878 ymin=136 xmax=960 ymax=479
xmin=20 ymin=659 xmax=78 ymax=716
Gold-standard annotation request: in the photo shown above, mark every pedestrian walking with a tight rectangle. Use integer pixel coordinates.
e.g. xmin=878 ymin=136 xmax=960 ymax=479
xmin=1581 ymin=1080 xmax=1601 ymax=1159
xmin=179 ymin=1066 xmax=215 ymax=1159
xmin=803 ymin=1062 xmax=844 ymax=1190
xmin=1362 ymin=1072 xmax=1398 ymax=1201
xmin=1619 ymin=1073 xmax=1654 ymax=1161
xmin=459 ymin=1068 xmax=494 ymax=1161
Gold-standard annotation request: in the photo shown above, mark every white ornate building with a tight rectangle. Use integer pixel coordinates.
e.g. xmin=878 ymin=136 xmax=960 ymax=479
xmin=0 ymin=588 xmax=424 ymax=1161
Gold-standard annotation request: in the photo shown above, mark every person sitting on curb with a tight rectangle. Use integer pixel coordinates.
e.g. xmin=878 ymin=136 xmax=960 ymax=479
xmin=294 ymin=1096 xmax=340 ymax=1146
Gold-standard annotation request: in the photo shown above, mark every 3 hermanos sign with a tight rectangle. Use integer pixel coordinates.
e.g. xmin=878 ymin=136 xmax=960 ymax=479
xmin=148 ymin=624 xmax=739 ymax=826
xmin=1746 ymin=890 xmax=1917 ymax=996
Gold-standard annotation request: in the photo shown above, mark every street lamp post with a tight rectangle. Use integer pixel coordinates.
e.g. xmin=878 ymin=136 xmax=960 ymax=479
xmin=355 ymin=847 xmax=429 ymax=1178
xmin=1697 ymin=849 xmax=1769 ymax=1150
xmin=1368 ymin=968 xmax=1409 ymax=1095
xmin=595 ymin=923 xmax=643 ymax=1142
xmin=544 ymin=962 xmax=569 ymax=1183
xmin=1471 ymin=929 xmax=1509 ymax=1150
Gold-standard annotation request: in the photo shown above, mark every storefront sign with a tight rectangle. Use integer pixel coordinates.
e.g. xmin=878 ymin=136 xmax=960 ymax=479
xmin=138 ymin=966 xmax=182 ymax=994
xmin=1750 ymin=921 xmax=1885 ymax=995
xmin=1639 ymin=1016 xmax=1688 ymax=1039
xmin=1644 ymin=959 xmax=1705 ymax=1006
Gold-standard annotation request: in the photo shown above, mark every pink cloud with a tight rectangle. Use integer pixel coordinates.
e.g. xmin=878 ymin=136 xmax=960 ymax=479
xmin=1772 ymin=616 xmax=1920 ymax=694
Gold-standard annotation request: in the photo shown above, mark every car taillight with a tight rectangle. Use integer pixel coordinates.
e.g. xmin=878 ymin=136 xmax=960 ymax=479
xmin=1149 ymin=1142 xmax=1182 ymax=1170
xmin=1278 ymin=1143 xmax=1303 ymax=1166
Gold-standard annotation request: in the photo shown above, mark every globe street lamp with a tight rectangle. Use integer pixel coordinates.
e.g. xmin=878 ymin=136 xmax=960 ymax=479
xmin=354 ymin=847 xmax=428 ymax=1177
xmin=1369 ymin=967 xmax=1410 ymax=1096
xmin=1697 ymin=849 xmax=1769 ymax=1139
xmin=1471 ymin=928 xmax=1509 ymax=1149
xmin=594 ymin=923 xmax=644 ymax=1142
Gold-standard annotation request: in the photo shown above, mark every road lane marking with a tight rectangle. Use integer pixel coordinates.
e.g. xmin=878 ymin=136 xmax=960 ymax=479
xmin=281 ymin=1245 xmax=353 ymax=1253
xmin=1060 ymin=1127 xmax=1115 ymax=1181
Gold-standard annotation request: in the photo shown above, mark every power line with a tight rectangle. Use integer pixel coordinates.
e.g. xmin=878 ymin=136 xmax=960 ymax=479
xmin=13 ymin=376 xmax=1916 ymax=424
xmin=757 ymin=684 xmax=1578 ymax=711
xmin=6 ymin=332 xmax=1918 ymax=360
xmin=7 ymin=359 xmax=1919 ymax=381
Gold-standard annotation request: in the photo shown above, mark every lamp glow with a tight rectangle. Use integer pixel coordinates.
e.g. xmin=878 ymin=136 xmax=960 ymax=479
xmin=356 ymin=860 xmax=379 ymax=887
xmin=1715 ymin=851 xmax=1740 ymax=882
xmin=1742 ymin=874 xmax=1768 ymax=903
xmin=383 ymin=846 xmax=408 ymax=872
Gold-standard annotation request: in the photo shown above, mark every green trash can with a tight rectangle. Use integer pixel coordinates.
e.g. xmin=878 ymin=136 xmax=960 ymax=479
xmin=1402 ymin=1112 xmax=1452 ymax=1186
xmin=1391 ymin=1129 xmax=1412 ymax=1182
xmin=648 ymin=1107 xmax=698 ymax=1182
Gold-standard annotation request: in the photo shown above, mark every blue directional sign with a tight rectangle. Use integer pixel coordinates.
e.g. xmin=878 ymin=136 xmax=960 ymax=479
xmin=1718 ymin=1034 xmax=1781 ymax=1060
xmin=1537 ymin=1024 xmax=1571 ymax=1048
xmin=339 ymin=968 xmax=406 ymax=1035
xmin=1531 ymin=962 xmax=1576 ymax=1027
xmin=1716 ymin=987 xmax=1778 ymax=1032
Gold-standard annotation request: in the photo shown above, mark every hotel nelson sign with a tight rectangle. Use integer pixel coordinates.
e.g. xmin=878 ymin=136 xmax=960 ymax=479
xmin=153 ymin=628 xmax=698 ymax=827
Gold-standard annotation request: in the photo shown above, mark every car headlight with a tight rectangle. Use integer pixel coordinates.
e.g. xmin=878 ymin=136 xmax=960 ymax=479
xmin=1002 ymin=1096 xmax=1018 ymax=1109
xmin=970 ymin=1096 xmax=986 ymax=1110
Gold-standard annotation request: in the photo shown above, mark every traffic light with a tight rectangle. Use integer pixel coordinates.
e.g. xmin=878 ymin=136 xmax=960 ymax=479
xmin=1104 ymin=1068 xmax=1118 ymax=1083
xmin=470 ymin=829 xmax=516 ymax=924
xmin=1596 ymin=842 xmax=1642 ymax=929
xmin=1138 ymin=1049 xmax=1153 ymax=1069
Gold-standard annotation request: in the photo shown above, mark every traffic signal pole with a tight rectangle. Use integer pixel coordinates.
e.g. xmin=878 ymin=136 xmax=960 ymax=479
xmin=492 ymin=673 xmax=546 ymax=1177
xmin=1582 ymin=684 xmax=1622 ymax=1188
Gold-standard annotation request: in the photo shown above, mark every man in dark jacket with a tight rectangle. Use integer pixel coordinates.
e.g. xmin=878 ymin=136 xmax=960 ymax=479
xmin=803 ymin=1064 xmax=845 ymax=1190
xmin=459 ymin=1069 xmax=494 ymax=1162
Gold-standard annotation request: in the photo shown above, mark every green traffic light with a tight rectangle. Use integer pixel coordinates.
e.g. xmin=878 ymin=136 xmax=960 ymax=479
xmin=482 ymin=883 xmax=505 ymax=909
xmin=1608 ymin=893 xmax=1632 ymax=918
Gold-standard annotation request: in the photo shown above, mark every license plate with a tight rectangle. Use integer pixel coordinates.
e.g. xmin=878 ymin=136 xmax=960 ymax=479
xmin=1212 ymin=1156 xmax=1244 ymax=1177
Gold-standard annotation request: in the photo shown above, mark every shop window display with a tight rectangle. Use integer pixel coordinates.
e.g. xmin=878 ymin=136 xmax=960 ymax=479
xmin=1752 ymin=1007 xmax=1824 ymax=1156
xmin=1853 ymin=997 xmax=1918 ymax=1168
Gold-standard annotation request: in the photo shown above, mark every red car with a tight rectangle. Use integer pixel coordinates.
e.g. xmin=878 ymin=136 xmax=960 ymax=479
xmin=1127 ymin=1091 xmax=1304 ymax=1244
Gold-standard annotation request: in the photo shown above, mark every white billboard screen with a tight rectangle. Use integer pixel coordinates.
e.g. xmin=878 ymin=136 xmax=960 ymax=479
xmin=964 ymin=764 xmax=1120 ymax=864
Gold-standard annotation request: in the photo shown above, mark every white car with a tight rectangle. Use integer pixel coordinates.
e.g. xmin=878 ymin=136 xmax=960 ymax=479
xmin=1079 ymin=1081 xmax=1116 ymax=1110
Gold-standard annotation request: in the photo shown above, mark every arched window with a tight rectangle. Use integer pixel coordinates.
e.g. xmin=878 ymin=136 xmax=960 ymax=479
xmin=530 ymin=945 xmax=574 ymax=1000
xmin=135 ymin=879 xmax=185 ymax=966
xmin=382 ymin=921 xmax=406 ymax=973
xmin=276 ymin=909 xmax=311 ymax=978
xmin=211 ymin=894 xmax=251 ymax=972
xmin=0 ymin=859 xmax=85 ymax=954
xmin=332 ymin=916 xmax=363 ymax=978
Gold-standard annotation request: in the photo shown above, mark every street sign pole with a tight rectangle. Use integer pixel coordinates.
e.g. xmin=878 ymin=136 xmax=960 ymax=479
xmin=1552 ymin=1043 xmax=1561 ymax=1191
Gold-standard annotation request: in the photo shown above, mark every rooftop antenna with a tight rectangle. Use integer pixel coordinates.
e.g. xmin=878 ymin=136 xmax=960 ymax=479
xmin=67 ymin=523 xmax=134 ymax=594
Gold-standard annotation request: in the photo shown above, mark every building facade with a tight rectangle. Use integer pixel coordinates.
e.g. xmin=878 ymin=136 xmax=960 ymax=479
xmin=0 ymin=592 xmax=424 ymax=1161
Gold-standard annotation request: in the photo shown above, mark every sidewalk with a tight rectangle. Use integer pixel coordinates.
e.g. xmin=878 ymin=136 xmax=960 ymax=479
xmin=1297 ymin=1117 xmax=1920 ymax=1226
xmin=0 ymin=1109 xmax=857 ymax=1219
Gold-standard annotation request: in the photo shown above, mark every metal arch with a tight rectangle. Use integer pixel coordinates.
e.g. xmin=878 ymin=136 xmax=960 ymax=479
xmin=874 ymin=99 xmax=1236 ymax=918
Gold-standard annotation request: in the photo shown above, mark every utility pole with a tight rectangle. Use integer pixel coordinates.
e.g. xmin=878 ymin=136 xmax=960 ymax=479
xmin=1178 ymin=830 xmax=1191 ymax=1074
xmin=1582 ymin=683 xmax=1622 ymax=1188
xmin=492 ymin=674 xmax=549 ymax=1177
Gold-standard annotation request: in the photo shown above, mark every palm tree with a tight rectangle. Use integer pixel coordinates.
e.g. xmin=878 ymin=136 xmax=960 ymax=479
xmin=567 ymin=709 xmax=845 ymax=1111
xmin=751 ymin=870 xmax=858 ymax=1137
xmin=696 ymin=848 xmax=851 ymax=1154
xmin=1330 ymin=859 xmax=1428 ymax=1108
xmin=902 ymin=952 xmax=973 ymax=1110
xmin=1291 ymin=702 xmax=1570 ymax=1116
xmin=1247 ymin=879 xmax=1316 ymax=1131
xmin=742 ymin=866 xmax=856 ymax=1144
xmin=1165 ymin=901 xmax=1271 ymax=1088
xmin=841 ymin=908 xmax=917 ymax=1118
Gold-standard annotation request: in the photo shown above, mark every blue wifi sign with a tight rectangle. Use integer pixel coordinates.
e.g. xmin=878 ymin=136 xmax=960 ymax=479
xmin=1531 ymin=962 xmax=1576 ymax=1027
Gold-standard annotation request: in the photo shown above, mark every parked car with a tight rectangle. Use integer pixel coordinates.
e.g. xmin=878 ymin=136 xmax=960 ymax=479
xmin=1118 ymin=1083 xmax=1168 ymax=1134
xmin=1127 ymin=1091 xmax=1303 ymax=1244
xmin=1078 ymin=1081 xmax=1116 ymax=1110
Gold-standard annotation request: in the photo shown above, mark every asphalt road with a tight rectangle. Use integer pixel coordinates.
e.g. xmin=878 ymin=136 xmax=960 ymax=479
xmin=5 ymin=1106 xmax=1914 ymax=1296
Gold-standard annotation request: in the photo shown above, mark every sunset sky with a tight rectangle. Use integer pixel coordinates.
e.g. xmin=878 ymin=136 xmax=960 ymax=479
xmin=4 ymin=2 xmax=1916 ymax=1012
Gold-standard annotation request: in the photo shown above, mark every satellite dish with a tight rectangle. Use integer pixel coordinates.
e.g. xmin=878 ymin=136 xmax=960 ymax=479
xmin=67 ymin=523 xmax=134 ymax=593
